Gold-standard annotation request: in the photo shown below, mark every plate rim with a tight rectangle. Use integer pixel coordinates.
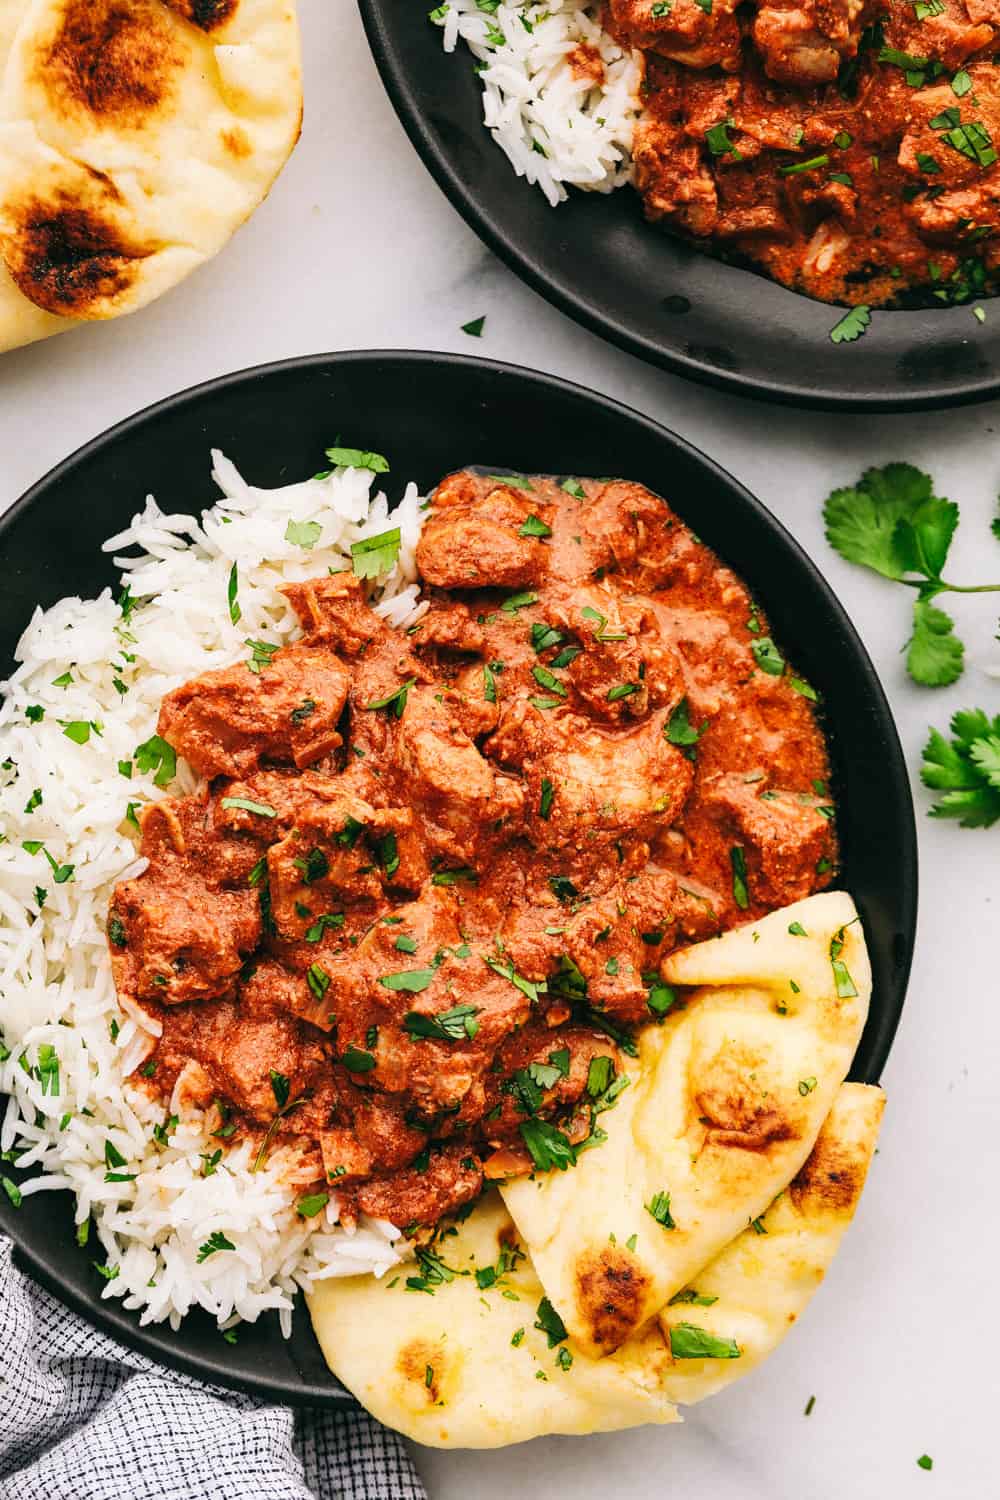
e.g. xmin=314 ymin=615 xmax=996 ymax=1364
xmin=357 ymin=0 xmax=1000 ymax=413
xmin=0 ymin=348 xmax=918 ymax=1405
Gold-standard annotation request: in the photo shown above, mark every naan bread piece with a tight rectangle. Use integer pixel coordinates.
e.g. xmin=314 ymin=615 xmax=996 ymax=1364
xmin=308 ymin=1083 xmax=883 ymax=1447
xmin=500 ymin=891 xmax=870 ymax=1357
xmin=0 ymin=0 xmax=65 ymax=350
xmin=307 ymin=1191 xmax=680 ymax=1450
xmin=660 ymin=1081 xmax=884 ymax=1403
xmin=0 ymin=0 xmax=301 ymax=350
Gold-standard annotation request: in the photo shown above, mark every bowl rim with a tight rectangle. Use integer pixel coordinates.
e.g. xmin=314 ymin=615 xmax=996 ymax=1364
xmin=0 ymin=347 xmax=918 ymax=1404
xmin=357 ymin=0 xmax=1000 ymax=412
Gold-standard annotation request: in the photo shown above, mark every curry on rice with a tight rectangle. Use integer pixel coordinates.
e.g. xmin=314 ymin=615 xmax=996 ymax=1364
xmin=614 ymin=0 xmax=1000 ymax=307
xmin=107 ymin=470 xmax=837 ymax=1233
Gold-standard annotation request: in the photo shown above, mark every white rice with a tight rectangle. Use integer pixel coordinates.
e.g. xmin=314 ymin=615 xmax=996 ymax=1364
xmin=434 ymin=1 xmax=643 ymax=206
xmin=0 ymin=451 xmax=431 ymax=1335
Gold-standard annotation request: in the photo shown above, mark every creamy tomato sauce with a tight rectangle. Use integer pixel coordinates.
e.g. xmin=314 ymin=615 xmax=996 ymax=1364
xmin=108 ymin=470 xmax=837 ymax=1229
xmin=612 ymin=0 xmax=1000 ymax=306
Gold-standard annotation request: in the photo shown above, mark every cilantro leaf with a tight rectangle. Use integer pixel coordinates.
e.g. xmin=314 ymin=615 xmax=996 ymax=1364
xmin=920 ymin=711 xmax=1000 ymax=827
xmin=829 ymin=305 xmax=870 ymax=344
xmin=894 ymin=497 xmax=959 ymax=579
xmin=969 ymin=734 xmax=1000 ymax=787
xmin=823 ymin=463 xmax=938 ymax=580
xmin=351 ymin=527 xmax=401 ymax=580
xmin=326 ymin=447 xmax=389 ymax=473
xmin=906 ymin=599 xmax=964 ymax=686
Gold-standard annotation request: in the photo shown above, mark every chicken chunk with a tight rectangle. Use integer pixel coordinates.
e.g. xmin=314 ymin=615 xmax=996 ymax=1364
xmin=609 ymin=0 xmax=743 ymax=71
xmin=527 ymin=710 xmax=694 ymax=849
xmin=416 ymin=483 xmax=552 ymax=589
xmin=109 ymin=797 xmax=261 ymax=1006
xmin=705 ymin=773 xmax=834 ymax=908
xmin=158 ymin=640 xmax=350 ymax=778
xmin=395 ymin=686 xmax=524 ymax=861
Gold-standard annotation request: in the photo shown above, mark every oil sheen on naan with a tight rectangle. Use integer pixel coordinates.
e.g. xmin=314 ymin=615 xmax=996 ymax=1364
xmin=308 ymin=1082 xmax=883 ymax=1448
xmin=500 ymin=890 xmax=870 ymax=1357
xmin=0 ymin=0 xmax=301 ymax=353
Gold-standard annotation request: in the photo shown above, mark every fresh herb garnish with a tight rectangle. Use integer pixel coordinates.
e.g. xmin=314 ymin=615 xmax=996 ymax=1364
xmin=829 ymin=926 xmax=859 ymax=997
xmin=669 ymin=1323 xmax=741 ymax=1359
xmin=379 ymin=968 xmax=437 ymax=993
xmin=829 ymin=305 xmax=871 ymax=344
xmin=461 ymin=315 xmax=486 ymax=337
xmin=519 ymin=1118 xmax=577 ymax=1172
xmin=221 ymin=797 xmax=277 ymax=818
xmin=227 ymin=562 xmax=241 ymax=625
xmin=404 ymin=1004 xmax=480 ymax=1041
xmin=519 ymin=514 xmax=552 ymax=538
xmin=343 ymin=1045 xmax=376 ymax=1073
xmin=351 ymin=527 xmax=401 ymax=579
xmin=431 ymin=866 xmax=477 ymax=886
xmin=921 ymin=709 xmax=1000 ymax=826
xmin=326 ymin=446 xmax=389 ymax=473
xmin=365 ymin=677 xmax=416 ymax=720
xmin=665 ymin=698 xmax=706 ymax=755
xmin=285 ymin=519 xmax=322 ymax=549
xmin=646 ymin=1190 xmax=676 ymax=1230
xmin=534 ymin=1296 xmax=569 ymax=1346
xmin=730 ymin=846 xmax=750 ymax=910
xmin=751 ymin=637 xmax=785 ymax=676
xmin=197 ymin=1231 xmax=236 ymax=1263
xmin=245 ymin=638 xmax=280 ymax=674
xmin=823 ymin=462 xmax=1000 ymax=686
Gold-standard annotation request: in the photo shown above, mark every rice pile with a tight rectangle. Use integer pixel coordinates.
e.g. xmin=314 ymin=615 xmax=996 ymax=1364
xmin=0 ymin=451 xmax=431 ymax=1336
xmin=434 ymin=1 xmax=643 ymax=206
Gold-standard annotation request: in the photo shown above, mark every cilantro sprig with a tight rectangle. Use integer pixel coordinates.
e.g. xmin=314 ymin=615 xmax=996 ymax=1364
xmin=921 ymin=709 xmax=1000 ymax=827
xmin=824 ymin=462 xmax=1000 ymax=686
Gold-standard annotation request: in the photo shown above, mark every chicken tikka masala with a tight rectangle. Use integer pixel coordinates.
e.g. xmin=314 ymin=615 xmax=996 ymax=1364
xmin=612 ymin=0 xmax=1000 ymax=306
xmin=108 ymin=470 xmax=837 ymax=1233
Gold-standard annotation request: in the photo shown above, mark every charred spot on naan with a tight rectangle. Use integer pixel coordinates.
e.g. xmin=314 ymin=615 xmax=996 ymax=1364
xmin=167 ymin=0 xmax=239 ymax=30
xmin=693 ymin=1046 xmax=797 ymax=1152
xmin=788 ymin=1128 xmax=867 ymax=1215
xmin=33 ymin=0 xmax=185 ymax=127
xmin=220 ymin=126 xmax=251 ymax=160
xmin=398 ymin=1337 xmax=450 ymax=1406
xmin=1 ymin=192 xmax=154 ymax=317
xmin=574 ymin=1246 xmax=651 ymax=1352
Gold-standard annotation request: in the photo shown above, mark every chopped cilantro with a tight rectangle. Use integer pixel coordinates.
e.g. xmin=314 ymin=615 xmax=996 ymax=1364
xmin=351 ymin=527 xmax=401 ymax=580
xmin=829 ymin=305 xmax=871 ymax=344
xmin=197 ymin=1231 xmax=236 ymax=1263
xmin=669 ymin=1322 xmax=741 ymax=1359
xmin=646 ymin=1190 xmax=676 ymax=1230
xmin=403 ymin=1004 xmax=480 ymax=1041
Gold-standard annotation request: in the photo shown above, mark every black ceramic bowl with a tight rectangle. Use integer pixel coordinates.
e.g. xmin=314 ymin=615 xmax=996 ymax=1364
xmin=359 ymin=0 xmax=1000 ymax=410
xmin=0 ymin=351 xmax=916 ymax=1406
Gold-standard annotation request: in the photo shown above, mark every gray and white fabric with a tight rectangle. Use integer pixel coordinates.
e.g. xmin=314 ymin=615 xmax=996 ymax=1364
xmin=0 ymin=1238 xmax=425 ymax=1500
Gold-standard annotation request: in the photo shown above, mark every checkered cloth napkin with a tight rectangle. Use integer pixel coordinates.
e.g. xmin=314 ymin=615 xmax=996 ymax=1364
xmin=0 ymin=1238 xmax=425 ymax=1500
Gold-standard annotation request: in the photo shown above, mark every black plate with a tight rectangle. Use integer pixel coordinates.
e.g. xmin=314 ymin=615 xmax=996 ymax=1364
xmin=359 ymin=1 xmax=1000 ymax=410
xmin=0 ymin=351 xmax=917 ymax=1406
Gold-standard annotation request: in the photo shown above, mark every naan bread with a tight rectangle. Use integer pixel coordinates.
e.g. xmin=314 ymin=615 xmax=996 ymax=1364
xmin=0 ymin=0 xmax=301 ymax=352
xmin=500 ymin=891 xmax=870 ymax=1357
xmin=309 ymin=1189 xmax=681 ymax=1450
xmin=307 ymin=1082 xmax=883 ymax=1448
xmin=659 ymin=1081 xmax=884 ymax=1403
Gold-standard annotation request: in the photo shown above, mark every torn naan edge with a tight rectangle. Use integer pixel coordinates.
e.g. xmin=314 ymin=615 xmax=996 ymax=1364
xmin=308 ymin=1081 xmax=883 ymax=1448
xmin=0 ymin=0 xmax=301 ymax=351
xmin=659 ymin=1081 xmax=884 ymax=1402
xmin=308 ymin=1189 xmax=681 ymax=1450
xmin=500 ymin=890 xmax=871 ymax=1358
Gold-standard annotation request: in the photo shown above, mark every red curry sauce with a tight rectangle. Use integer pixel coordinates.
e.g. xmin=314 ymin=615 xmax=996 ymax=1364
xmin=611 ymin=0 xmax=1000 ymax=306
xmin=108 ymin=470 xmax=836 ymax=1230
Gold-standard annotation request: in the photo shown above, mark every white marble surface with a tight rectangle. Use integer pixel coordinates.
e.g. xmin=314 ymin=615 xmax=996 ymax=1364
xmin=0 ymin=4 xmax=997 ymax=1497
